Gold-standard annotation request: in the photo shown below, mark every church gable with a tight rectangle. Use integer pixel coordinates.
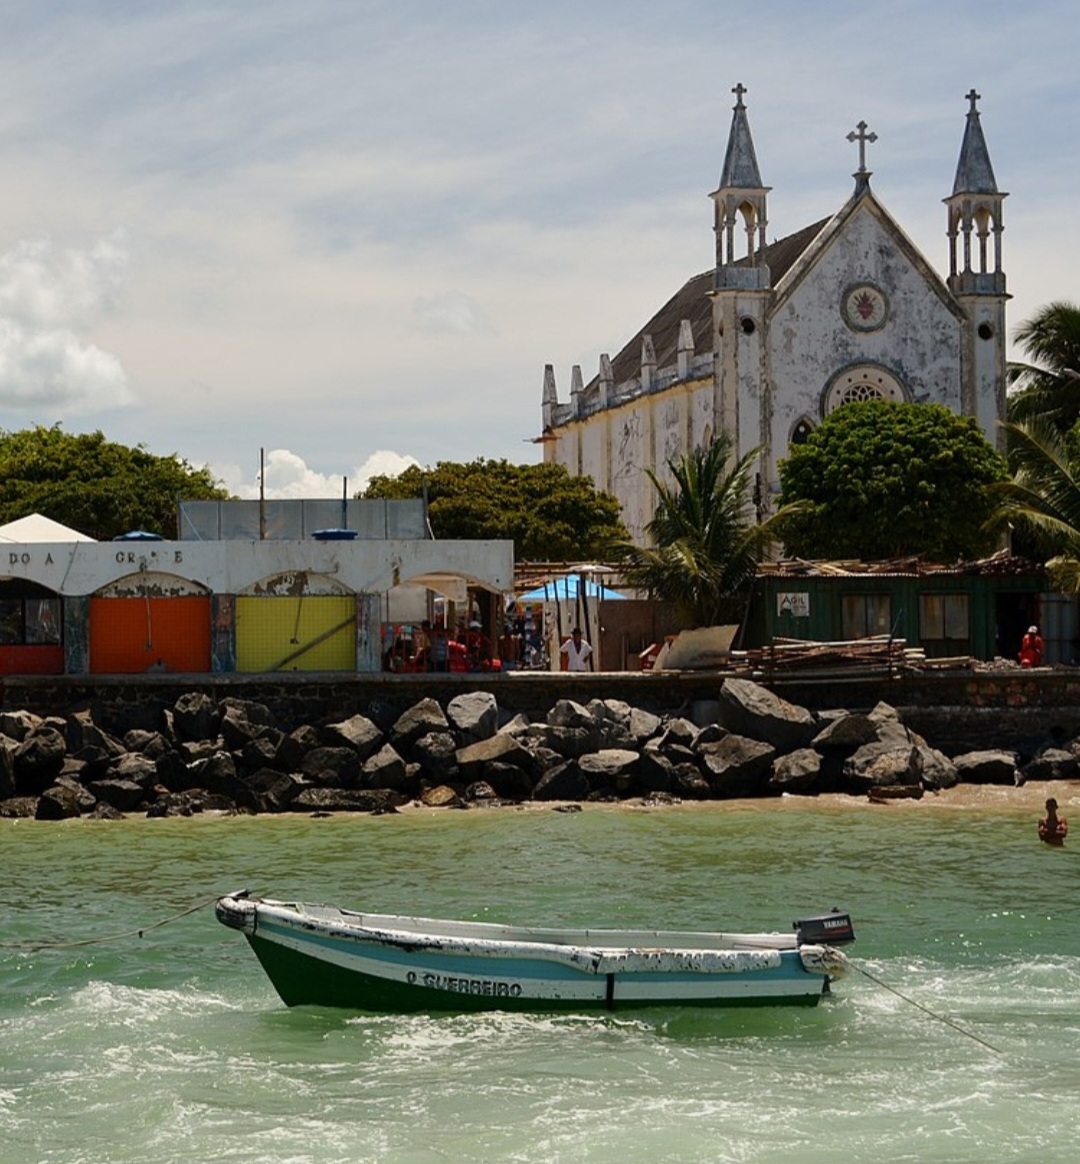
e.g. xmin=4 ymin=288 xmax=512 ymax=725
xmin=768 ymin=196 xmax=966 ymax=434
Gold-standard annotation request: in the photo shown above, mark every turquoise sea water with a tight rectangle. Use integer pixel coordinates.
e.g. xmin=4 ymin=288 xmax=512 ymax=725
xmin=2 ymin=799 xmax=1078 ymax=1164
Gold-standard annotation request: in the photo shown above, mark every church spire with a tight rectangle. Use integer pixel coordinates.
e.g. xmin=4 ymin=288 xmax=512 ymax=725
xmin=718 ymin=82 xmax=763 ymax=189
xmin=951 ymin=88 xmax=998 ymax=196
xmin=945 ymin=89 xmax=1007 ymax=294
xmin=710 ymin=83 xmax=771 ymax=289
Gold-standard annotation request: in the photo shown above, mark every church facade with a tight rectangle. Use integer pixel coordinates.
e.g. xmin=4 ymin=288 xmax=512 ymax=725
xmin=541 ymin=87 xmax=1008 ymax=544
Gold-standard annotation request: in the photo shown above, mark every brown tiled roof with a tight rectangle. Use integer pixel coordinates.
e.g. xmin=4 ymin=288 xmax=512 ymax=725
xmin=591 ymin=217 xmax=831 ymax=390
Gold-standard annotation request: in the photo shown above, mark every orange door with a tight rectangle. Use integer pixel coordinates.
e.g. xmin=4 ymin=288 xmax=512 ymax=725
xmin=89 ymin=597 xmax=211 ymax=673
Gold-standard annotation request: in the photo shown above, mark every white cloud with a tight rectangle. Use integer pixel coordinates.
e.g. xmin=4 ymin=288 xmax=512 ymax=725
xmin=0 ymin=233 xmax=132 ymax=413
xmin=217 ymin=447 xmax=421 ymax=499
xmin=410 ymin=290 xmax=494 ymax=336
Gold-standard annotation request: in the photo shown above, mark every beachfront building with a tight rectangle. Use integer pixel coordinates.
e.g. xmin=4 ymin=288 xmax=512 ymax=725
xmin=0 ymin=502 xmax=512 ymax=675
xmin=540 ymin=87 xmax=1008 ymax=544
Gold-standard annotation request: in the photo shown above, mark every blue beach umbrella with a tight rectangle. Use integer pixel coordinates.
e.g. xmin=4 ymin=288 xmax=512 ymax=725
xmin=518 ymin=577 xmax=627 ymax=602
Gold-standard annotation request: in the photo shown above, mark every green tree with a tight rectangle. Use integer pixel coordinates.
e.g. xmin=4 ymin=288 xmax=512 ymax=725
xmin=1006 ymin=301 xmax=1080 ymax=430
xmin=0 ymin=425 xmax=230 ymax=540
xmin=361 ymin=458 xmax=627 ymax=561
xmin=613 ymin=436 xmax=791 ymax=628
xmin=777 ymin=401 xmax=1007 ymax=562
xmin=989 ymin=415 xmax=1080 ymax=591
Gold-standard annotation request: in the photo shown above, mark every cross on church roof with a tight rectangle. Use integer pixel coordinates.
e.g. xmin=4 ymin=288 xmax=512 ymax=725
xmin=965 ymin=88 xmax=981 ymax=113
xmin=732 ymin=82 xmax=747 ymax=108
xmin=846 ymin=120 xmax=877 ymax=173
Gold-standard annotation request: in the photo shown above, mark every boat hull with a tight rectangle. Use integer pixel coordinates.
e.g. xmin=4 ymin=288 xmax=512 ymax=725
xmin=219 ymin=897 xmax=844 ymax=1012
xmin=245 ymin=932 xmax=827 ymax=1011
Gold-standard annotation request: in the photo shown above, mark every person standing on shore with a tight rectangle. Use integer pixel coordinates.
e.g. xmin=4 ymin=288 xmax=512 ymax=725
xmin=1038 ymin=797 xmax=1067 ymax=845
xmin=559 ymin=626 xmax=593 ymax=672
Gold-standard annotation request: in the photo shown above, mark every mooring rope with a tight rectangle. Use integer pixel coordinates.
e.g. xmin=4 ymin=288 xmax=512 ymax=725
xmin=850 ymin=958 xmax=1004 ymax=1055
xmin=0 ymin=893 xmax=222 ymax=952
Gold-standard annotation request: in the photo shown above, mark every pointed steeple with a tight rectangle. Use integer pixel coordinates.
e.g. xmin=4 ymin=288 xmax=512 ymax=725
xmin=710 ymin=83 xmax=771 ymax=290
xmin=952 ymin=88 xmax=998 ymax=195
xmin=719 ymin=83 xmax=763 ymax=189
xmin=945 ymin=89 xmax=1007 ymax=295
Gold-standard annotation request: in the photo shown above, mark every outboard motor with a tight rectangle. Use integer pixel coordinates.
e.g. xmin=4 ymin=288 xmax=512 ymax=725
xmin=794 ymin=911 xmax=855 ymax=946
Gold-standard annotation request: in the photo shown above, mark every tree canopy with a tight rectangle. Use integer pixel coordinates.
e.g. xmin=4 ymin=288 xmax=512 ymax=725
xmin=989 ymin=415 xmax=1080 ymax=591
xmin=0 ymin=425 xmax=230 ymax=541
xmin=777 ymin=401 xmax=1008 ymax=562
xmin=361 ymin=458 xmax=627 ymax=561
xmin=613 ymin=436 xmax=792 ymax=628
xmin=1007 ymin=301 xmax=1080 ymax=431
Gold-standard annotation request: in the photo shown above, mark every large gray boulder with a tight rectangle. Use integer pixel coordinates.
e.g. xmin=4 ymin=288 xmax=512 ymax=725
xmin=718 ymin=679 xmax=816 ymax=752
xmin=390 ymin=699 xmax=450 ymax=753
xmin=299 ymin=746 xmax=361 ymax=788
xmin=108 ymin=752 xmax=159 ymax=788
xmin=321 ymin=713 xmax=384 ymax=762
xmin=915 ymin=746 xmax=959 ymax=790
xmin=482 ymin=761 xmax=534 ymax=800
xmin=0 ymin=737 xmax=15 ymax=799
xmin=413 ymin=732 xmax=460 ymax=783
xmin=362 ymin=744 xmax=410 ymax=792
xmin=240 ymin=769 xmax=307 ymax=813
xmin=699 ymin=734 xmax=776 ymax=797
xmin=36 ymin=784 xmax=83 ymax=820
xmin=446 ymin=692 xmax=498 ymax=744
xmin=812 ymin=713 xmax=880 ymax=751
xmin=292 ymin=787 xmax=405 ymax=813
xmin=172 ymin=693 xmax=220 ymax=743
xmin=577 ymin=749 xmax=640 ymax=795
xmin=87 ymin=778 xmax=146 ymax=812
xmin=456 ymin=734 xmax=534 ymax=781
xmin=1019 ymin=748 xmax=1078 ymax=783
xmin=843 ymin=743 xmax=922 ymax=789
xmin=952 ymin=750 xmax=1018 ymax=785
xmin=547 ymin=699 xmax=595 ymax=732
xmin=0 ymin=710 xmax=41 ymax=741
xmin=524 ymin=724 xmax=597 ymax=759
xmin=770 ymin=748 xmax=823 ymax=794
xmin=14 ymin=728 xmax=67 ymax=795
xmin=532 ymin=761 xmax=590 ymax=802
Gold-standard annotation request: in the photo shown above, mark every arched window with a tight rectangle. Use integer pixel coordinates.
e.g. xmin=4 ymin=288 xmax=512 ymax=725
xmin=790 ymin=417 xmax=815 ymax=446
xmin=823 ymin=365 xmax=907 ymax=415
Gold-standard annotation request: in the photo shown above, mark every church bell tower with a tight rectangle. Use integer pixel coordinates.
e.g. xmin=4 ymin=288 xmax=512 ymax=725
xmin=709 ymin=83 xmax=773 ymax=481
xmin=946 ymin=89 xmax=1008 ymax=449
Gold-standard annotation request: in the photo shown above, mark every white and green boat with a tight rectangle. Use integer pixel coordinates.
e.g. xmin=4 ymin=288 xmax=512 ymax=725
xmin=216 ymin=893 xmax=854 ymax=1012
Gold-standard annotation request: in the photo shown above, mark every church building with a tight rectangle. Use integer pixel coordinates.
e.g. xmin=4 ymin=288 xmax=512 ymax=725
xmin=540 ymin=87 xmax=1008 ymax=544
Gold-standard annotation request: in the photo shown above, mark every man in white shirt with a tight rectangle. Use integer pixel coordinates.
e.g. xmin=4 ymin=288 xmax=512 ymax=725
xmin=559 ymin=626 xmax=593 ymax=672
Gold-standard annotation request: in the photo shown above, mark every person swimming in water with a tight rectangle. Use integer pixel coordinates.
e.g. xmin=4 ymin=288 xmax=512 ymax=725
xmin=1038 ymin=797 xmax=1068 ymax=846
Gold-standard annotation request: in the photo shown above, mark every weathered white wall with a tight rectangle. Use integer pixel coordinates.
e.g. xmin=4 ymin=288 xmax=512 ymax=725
xmin=0 ymin=539 xmax=515 ymax=598
xmin=768 ymin=204 xmax=963 ymax=488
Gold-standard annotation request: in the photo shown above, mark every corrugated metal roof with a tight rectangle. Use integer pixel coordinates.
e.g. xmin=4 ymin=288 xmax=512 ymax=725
xmin=757 ymin=553 xmax=1046 ymax=579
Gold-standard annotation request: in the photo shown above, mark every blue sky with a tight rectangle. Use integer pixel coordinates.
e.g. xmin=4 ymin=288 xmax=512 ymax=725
xmin=0 ymin=0 xmax=1077 ymax=496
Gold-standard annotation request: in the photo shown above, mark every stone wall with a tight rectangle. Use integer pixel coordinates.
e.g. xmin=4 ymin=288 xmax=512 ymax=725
xmin=3 ymin=669 xmax=1080 ymax=753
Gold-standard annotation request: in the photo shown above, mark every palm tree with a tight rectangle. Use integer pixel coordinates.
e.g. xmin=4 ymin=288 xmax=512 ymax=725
xmin=988 ymin=415 xmax=1080 ymax=591
xmin=1007 ymin=301 xmax=1080 ymax=430
xmin=613 ymin=436 xmax=795 ymax=628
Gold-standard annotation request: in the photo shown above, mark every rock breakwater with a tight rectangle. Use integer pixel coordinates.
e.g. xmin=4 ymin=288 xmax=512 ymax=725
xmin=2 ymin=679 xmax=1076 ymax=820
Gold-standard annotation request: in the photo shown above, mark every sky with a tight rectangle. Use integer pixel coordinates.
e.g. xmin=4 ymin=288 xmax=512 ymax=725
xmin=0 ymin=0 xmax=1078 ymax=498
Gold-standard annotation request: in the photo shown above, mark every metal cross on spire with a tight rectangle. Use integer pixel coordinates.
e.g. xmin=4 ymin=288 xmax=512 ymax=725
xmin=846 ymin=120 xmax=877 ymax=173
xmin=732 ymin=82 xmax=747 ymax=108
xmin=965 ymin=88 xmax=981 ymax=113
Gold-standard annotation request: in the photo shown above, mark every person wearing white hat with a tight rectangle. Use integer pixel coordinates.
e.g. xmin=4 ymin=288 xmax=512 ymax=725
xmin=1019 ymin=625 xmax=1044 ymax=668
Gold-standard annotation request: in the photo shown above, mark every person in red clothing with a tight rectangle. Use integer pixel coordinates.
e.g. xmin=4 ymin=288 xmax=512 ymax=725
xmin=1038 ymin=798 xmax=1067 ymax=846
xmin=1018 ymin=625 xmax=1044 ymax=667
